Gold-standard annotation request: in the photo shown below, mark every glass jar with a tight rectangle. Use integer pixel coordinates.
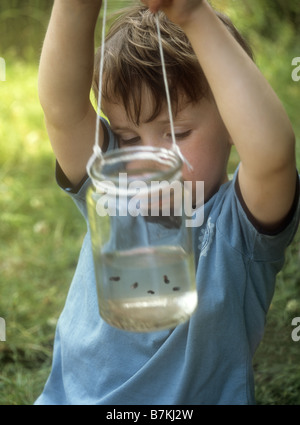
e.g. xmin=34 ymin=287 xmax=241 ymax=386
xmin=87 ymin=146 xmax=197 ymax=332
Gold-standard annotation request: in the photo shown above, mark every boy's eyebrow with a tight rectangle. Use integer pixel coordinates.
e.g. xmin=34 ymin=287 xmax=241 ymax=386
xmin=110 ymin=126 xmax=129 ymax=132
xmin=111 ymin=120 xmax=170 ymax=131
xmin=110 ymin=114 xmax=190 ymax=132
xmin=109 ymin=123 xmax=134 ymax=132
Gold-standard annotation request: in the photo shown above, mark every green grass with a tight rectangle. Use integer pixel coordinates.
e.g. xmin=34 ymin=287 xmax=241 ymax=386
xmin=253 ymin=231 xmax=300 ymax=405
xmin=0 ymin=3 xmax=299 ymax=405
xmin=0 ymin=60 xmax=86 ymax=404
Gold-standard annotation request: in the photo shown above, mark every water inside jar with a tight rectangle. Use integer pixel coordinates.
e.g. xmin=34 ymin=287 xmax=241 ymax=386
xmin=96 ymin=245 xmax=197 ymax=332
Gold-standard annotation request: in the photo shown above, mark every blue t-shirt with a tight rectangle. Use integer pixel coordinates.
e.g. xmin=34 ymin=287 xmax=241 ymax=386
xmin=35 ymin=118 xmax=300 ymax=405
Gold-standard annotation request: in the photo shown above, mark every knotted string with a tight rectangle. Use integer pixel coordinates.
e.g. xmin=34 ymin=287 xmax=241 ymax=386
xmin=88 ymin=1 xmax=193 ymax=173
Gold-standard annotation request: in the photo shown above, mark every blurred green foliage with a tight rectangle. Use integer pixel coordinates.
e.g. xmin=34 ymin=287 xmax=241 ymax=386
xmin=1 ymin=0 xmax=300 ymax=59
xmin=0 ymin=0 xmax=52 ymax=60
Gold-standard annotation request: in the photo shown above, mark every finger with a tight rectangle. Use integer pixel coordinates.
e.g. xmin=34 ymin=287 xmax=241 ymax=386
xmin=146 ymin=0 xmax=163 ymax=13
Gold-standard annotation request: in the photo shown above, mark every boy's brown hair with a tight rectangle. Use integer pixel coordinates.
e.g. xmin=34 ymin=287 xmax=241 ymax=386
xmin=93 ymin=5 xmax=253 ymax=125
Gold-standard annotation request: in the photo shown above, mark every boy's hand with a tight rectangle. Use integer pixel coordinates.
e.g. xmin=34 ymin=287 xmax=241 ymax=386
xmin=143 ymin=0 xmax=204 ymax=28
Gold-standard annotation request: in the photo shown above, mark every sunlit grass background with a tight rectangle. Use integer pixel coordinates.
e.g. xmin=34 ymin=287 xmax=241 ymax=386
xmin=0 ymin=0 xmax=299 ymax=404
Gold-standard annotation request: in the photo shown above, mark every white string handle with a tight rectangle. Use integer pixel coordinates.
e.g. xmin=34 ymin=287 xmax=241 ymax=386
xmin=155 ymin=14 xmax=192 ymax=170
xmin=155 ymin=14 xmax=176 ymax=150
xmin=93 ymin=0 xmax=108 ymax=158
xmin=91 ymin=2 xmax=192 ymax=171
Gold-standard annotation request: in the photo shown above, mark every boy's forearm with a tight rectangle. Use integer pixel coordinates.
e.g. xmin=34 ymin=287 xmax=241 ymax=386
xmin=183 ymin=1 xmax=295 ymax=171
xmin=38 ymin=0 xmax=102 ymax=128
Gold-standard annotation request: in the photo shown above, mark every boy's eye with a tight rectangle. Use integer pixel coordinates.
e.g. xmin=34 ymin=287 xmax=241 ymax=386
xmin=167 ymin=130 xmax=192 ymax=140
xmin=176 ymin=130 xmax=192 ymax=139
xmin=118 ymin=136 xmax=140 ymax=146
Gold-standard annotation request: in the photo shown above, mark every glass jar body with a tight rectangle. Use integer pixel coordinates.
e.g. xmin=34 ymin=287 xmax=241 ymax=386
xmin=87 ymin=147 xmax=198 ymax=332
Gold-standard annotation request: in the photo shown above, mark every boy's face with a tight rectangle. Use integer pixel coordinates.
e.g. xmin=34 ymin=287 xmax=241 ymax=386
xmin=103 ymin=91 xmax=232 ymax=203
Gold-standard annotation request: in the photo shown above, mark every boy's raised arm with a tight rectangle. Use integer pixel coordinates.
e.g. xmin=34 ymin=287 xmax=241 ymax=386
xmin=146 ymin=0 xmax=297 ymax=231
xmin=39 ymin=0 xmax=103 ymax=185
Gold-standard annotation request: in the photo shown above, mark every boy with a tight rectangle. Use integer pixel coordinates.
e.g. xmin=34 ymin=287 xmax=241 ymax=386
xmin=35 ymin=0 xmax=299 ymax=404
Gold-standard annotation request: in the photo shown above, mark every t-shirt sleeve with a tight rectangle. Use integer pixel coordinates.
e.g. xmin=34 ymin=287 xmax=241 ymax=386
xmin=55 ymin=117 xmax=118 ymax=217
xmin=216 ymin=169 xmax=300 ymax=262
xmin=235 ymin=169 xmax=299 ymax=237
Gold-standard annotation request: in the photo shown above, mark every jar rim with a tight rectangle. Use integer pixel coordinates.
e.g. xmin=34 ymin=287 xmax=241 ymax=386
xmin=87 ymin=146 xmax=183 ymax=189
